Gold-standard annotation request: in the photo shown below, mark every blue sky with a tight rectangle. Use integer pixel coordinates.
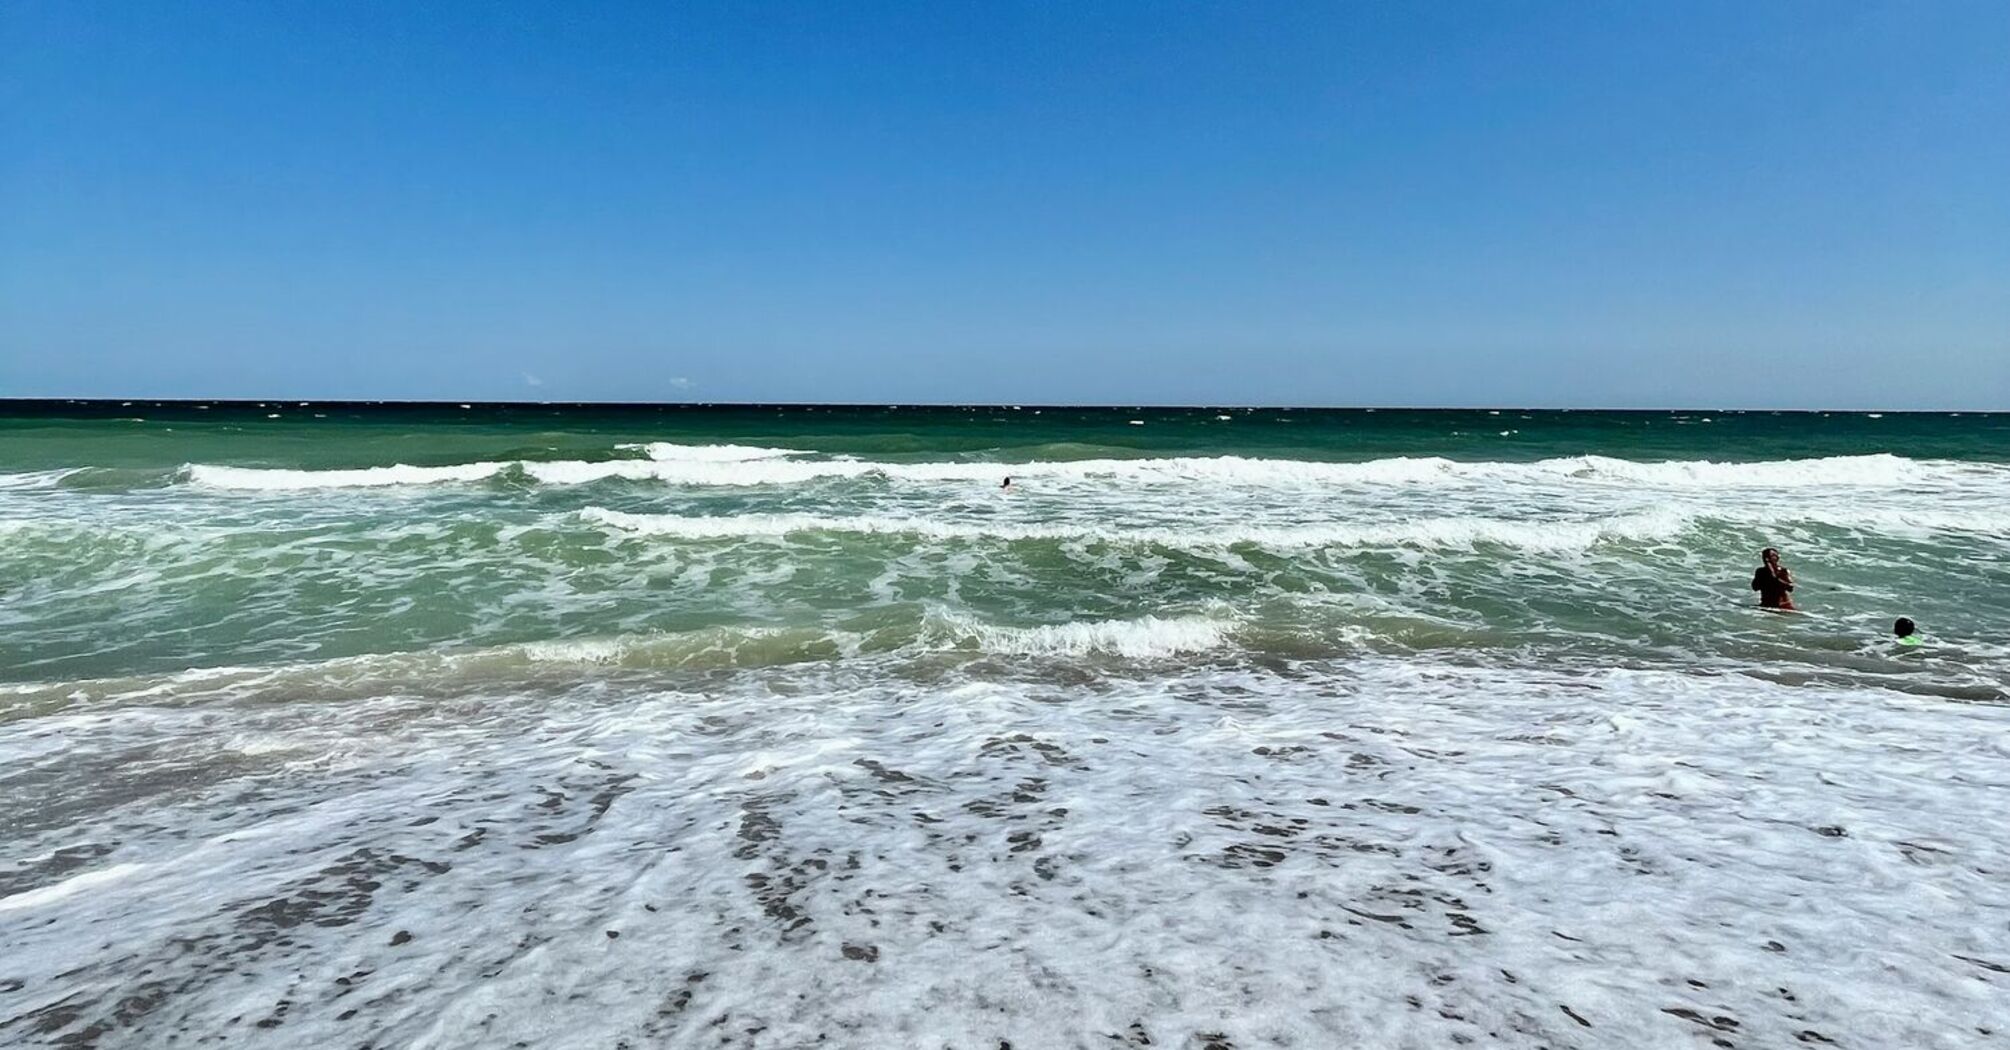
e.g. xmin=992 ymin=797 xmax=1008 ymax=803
xmin=3 ymin=1 xmax=2007 ymax=407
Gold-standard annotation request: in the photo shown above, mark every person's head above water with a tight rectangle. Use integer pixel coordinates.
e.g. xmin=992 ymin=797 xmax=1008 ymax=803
xmin=1894 ymin=617 xmax=1917 ymax=639
xmin=1000 ymin=476 xmax=1012 ymax=488
xmin=1751 ymin=547 xmax=1797 ymax=609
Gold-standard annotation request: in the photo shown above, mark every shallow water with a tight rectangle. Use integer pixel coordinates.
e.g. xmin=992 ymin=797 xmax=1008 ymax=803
xmin=2 ymin=404 xmax=2007 ymax=1048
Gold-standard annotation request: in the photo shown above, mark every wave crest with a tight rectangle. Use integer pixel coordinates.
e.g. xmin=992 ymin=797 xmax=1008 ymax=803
xmin=184 ymin=462 xmax=508 ymax=489
xmin=0 ymin=611 xmax=1244 ymax=710
xmin=173 ymin=452 xmax=1997 ymax=492
xmin=616 ymin=442 xmax=811 ymax=462
xmin=578 ymin=507 xmax=1689 ymax=552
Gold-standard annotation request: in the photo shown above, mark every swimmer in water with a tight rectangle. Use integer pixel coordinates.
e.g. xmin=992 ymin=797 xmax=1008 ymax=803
xmin=1894 ymin=617 xmax=1921 ymax=646
xmin=1751 ymin=547 xmax=1796 ymax=610
xmin=1000 ymin=476 xmax=1012 ymax=489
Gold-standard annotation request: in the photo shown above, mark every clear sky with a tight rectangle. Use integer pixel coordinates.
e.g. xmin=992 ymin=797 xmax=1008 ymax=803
xmin=3 ymin=2 xmax=2007 ymax=408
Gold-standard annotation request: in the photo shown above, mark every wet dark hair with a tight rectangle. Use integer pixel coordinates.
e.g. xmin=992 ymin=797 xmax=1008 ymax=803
xmin=1894 ymin=617 xmax=1916 ymax=638
xmin=1761 ymin=547 xmax=1779 ymax=558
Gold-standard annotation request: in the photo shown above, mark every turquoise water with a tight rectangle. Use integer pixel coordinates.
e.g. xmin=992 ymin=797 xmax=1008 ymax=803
xmin=3 ymin=403 xmax=2006 ymax=689
xmin=2 ymin=402 xmax=2007 ymax=1048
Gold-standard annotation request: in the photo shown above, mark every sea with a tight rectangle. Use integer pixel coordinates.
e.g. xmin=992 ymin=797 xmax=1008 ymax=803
xmin=2 ymin=402 xmax=2006 ymax=1049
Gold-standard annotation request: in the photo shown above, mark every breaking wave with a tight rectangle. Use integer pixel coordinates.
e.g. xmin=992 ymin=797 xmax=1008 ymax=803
xmin=578 ymin=507 xmax=1691 ymax=552
xmin=173 ymin=452 xmax=2000 ymax=492
xmin=0 ymin=610 xmax=1246 ymax=712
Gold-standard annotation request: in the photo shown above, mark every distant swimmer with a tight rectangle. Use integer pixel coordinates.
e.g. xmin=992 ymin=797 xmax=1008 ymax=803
xmin=1751 ymin=547 xmax=1796 ymax=610
xmin=1000 ymin=476 xmax=1013 ymax=489
xmin=1894 ymin=617 xmax=1922 ymax=646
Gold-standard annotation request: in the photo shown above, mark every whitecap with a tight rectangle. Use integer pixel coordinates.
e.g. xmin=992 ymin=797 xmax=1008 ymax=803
xmin=617 ymin=442 xmax=812 ymax=462
xmin=932 ymin=610 xmax=1234 ymax=658
xmin=578 ymin=507 xmax=1694 ymax=552
xmin=184 ymin=462 xmax=508 ymax=489
xmin=174 ymin=452 xmax=1994 ymax=492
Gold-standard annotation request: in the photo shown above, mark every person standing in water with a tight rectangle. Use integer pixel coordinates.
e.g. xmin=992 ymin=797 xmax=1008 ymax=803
xmin=1752 ymin=547 xmax=1796 ymax=610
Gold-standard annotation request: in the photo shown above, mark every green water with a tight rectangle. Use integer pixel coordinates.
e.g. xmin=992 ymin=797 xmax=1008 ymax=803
xmin=5 ymin=401 xmax=2008 ymax=470
xmin=5 ymin=401 xmax=2010 ymax=1049
xmin=2 ymin=402 xmax=2004 ymax=699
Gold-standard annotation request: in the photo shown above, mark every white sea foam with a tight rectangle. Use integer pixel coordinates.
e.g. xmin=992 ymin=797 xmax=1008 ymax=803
xmin=504 ymin=611 xmax=1239 ymax=663
xmin=4 ymin=659 xmax=2005 ymax=1047
xmin=616 ymin=442 xmax=812 ymax=462
xmin=516 ymin=460 xmax=668 ymax=484
xmin=173 ymin=452 xmax=2009 ymax=492
xmin=11 ymin=413 xmax=2010 ymax=1047
xmin=0 ymin=612 xmax=1245 ymax=712
xmin=934 ymin=610 xmax=1235 ymax=657
xmin=1794 ymin=506 xmax=2010 ymax=537
xmin=514 ymin=612 xmax=1235 ymax=663
xmin=579 ymin=506 xmax=1693 ymax=552
xmin=184 ymin=461 xmax=509 ymax=489
xmin=0 ymin=469 xmax=80 ymax=490
xmin=574 ymin=450 xmax=1987 ymax=489
xmin=0 ymin=862 xmax=149 ymax=913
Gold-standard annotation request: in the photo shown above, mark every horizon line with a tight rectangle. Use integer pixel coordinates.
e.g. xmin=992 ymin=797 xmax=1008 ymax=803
xmin=0 ymin=397 xmax=2004 ymax=415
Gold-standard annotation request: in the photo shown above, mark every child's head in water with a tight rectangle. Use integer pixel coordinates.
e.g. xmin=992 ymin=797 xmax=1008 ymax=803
xmin=1894 ymin=617 xmax=1919 ymax=644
